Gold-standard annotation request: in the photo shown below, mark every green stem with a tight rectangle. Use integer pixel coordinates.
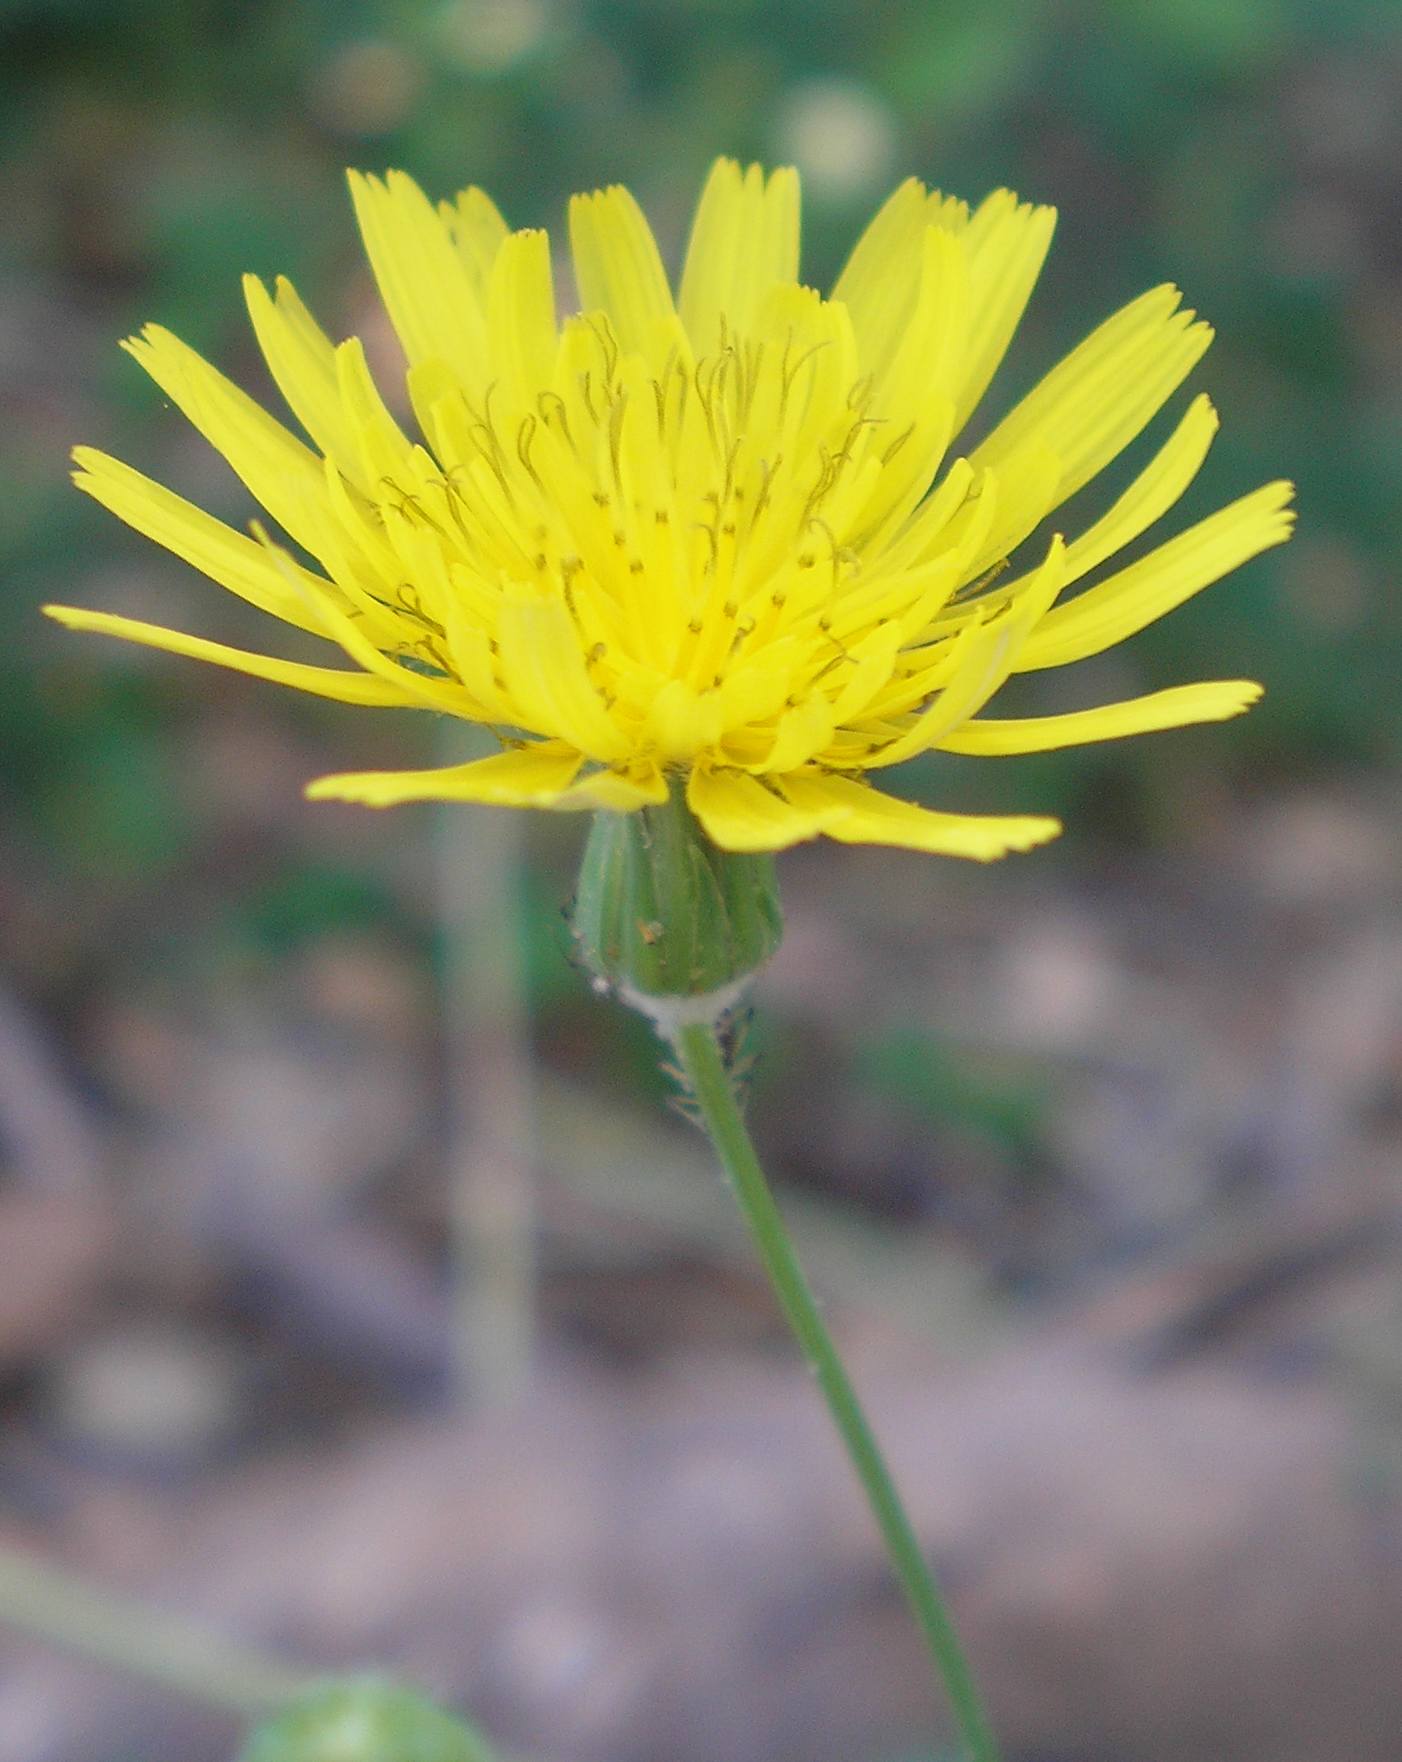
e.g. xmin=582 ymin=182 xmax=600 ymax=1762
xmin=0 ymin=1547 xmax=308 ymax=1715
xmin=670 ymin=1021 xmax=1000 ymax=1762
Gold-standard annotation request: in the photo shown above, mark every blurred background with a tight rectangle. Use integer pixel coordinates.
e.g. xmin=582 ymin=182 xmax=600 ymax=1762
xmin=3 ymin=1 xmax=1402 ymax=1758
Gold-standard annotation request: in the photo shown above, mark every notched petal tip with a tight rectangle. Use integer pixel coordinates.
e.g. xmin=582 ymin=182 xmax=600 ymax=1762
xmin=345 ymin=165 xmax=393 ymax=194
xmin=119 ymin=322 xmax=169 ymax=358
xmin=979 ymin=186 xmax=1056 ymax=227
xmin=569 ymin=182 xmax=623 ymax=212
xmin=70 ymin=446 xmax=109 ymax=488
xmin=982 ymin=816 xmax=1064 ymax=860
xmin=954 ymin=815 xmax=1062 ymax=860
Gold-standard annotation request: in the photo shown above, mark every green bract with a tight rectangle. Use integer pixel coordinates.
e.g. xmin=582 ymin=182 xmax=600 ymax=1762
xmin=572 ymin=778 xmax=783 ymax=1019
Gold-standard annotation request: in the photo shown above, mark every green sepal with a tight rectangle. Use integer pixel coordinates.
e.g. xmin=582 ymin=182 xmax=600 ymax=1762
xmin=236 ymin=1677 xmax=496 ymax=1762
xmin=572 ymin=776 xmax=783 ymax=1009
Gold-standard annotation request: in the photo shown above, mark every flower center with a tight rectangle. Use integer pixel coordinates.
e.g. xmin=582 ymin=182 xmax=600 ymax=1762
xmin=372 ymin=300 xmax=957 ymax=766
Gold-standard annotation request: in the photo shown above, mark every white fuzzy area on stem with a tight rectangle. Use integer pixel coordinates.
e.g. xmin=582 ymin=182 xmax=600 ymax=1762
xmin=616 ymin=975 xmax=755 ymax=1034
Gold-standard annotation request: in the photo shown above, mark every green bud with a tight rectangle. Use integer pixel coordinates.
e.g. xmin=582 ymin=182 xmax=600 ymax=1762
xmin=572 ymin=776 xmax=783 ymax=1026
xmin=236 ymin=1678 xmax=496 ymax=1762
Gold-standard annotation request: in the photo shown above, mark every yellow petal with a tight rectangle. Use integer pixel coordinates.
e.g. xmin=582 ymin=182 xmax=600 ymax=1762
xmin=242 ymin=275 xmax=367 ymax=488
xmin=487 ymin=228 xmax=559 ymax=408
xmin=832 ymin=178 xmax=926 ymax=323
xmin=122 ymin=325 xmax=339 ymax=561
xmin=757 ymin=694 xmax=838 ymax=774
xmin=845 ymin=397 xmax=956 ymax=557
xmin=310 ymin=457 xmax=419 ymax=641
xmin=777 ymin=771 xmax=1061 ymax=860
xmin=551 ymin=763 xmax=670 ymax=811
xmin=1018 ymin=481 xmax=1295 ymax=672
xmin=348 ymin=169 xmax=489 ymax=384
xmin=568 ymin=184 xmax=676 ymax=358
xmin=956 ymin=438 xmax=1062 ymax=582
xmin=250 ymin=525 xmax=476 ymax=716
xmin=439 ymin=184 xmax=509 ymax=296
xmin=834 ymin=179 xmax=967 ymax=375
xmin=686 ymin=766 xmax=848 ymax=852
xmin=679 ymin=158 xmax=801 ymax=350
xmin=871 ymin=456 xmax=977 ymax=576
xmin=940 ymin=679 xmax=1262 ymax=754
xmin=971 ymin=285 xmax=1212 ymax=509
xmin=858 ymin=617 xmax=1003 ymax=766
xmin=953 ymin=190 xmax=1057 ymax=430
xmin=958 ymin=394 xmax=1221 ymax=615
xmin=43 ymin=604 xmax=409 ymax=705
xmin=1060 ymin=392 xmax=1219 ymax=584
xmin=495 ymin=590 xmax=631 ymax=760
xmin=72 ymin=447 xmax=333 ymax=637
xmin=866 ymin=224 xmax=970 ymax=436
xmin=642 ymin=679 xmax=724 ymax=762
xmin=866 ymin=535 xmax=1067 ymax=767
xmin=823 ymin=623 xmax=905 ymax=722
xmin=332 ymin=335 xmax=415 ymax=486
xmin=306 ymin=743 xmax=582 ymax=807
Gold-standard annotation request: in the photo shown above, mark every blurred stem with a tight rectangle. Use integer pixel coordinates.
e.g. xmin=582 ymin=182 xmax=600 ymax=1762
xmin=436 ymin=722 xmax=538 ymax=1408
xmin=669 ymin=1022 xmax=1000 ymax=1762
xmin=0 ymin=1547 xmax=306 ymax=1714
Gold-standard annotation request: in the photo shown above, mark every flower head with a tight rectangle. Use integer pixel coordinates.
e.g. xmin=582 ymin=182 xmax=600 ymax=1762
xmin=50 ymin=160 xmax=1293 ymax=858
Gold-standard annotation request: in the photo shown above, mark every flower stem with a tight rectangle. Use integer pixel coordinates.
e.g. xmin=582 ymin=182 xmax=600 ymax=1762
xmin=0 ymin=1546 xmax=308 ymax=1716
xmin=669 ymin=1021 xmax=1000 ymax=1762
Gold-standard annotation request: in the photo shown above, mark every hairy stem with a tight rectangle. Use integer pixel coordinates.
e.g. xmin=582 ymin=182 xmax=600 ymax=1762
xmin=669 ymin=1020 xmax=999 ymax=1762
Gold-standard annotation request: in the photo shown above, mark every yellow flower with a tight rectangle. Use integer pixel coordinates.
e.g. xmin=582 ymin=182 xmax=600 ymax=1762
xmin=49 ymin=160 xmax=1293 ymax=858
